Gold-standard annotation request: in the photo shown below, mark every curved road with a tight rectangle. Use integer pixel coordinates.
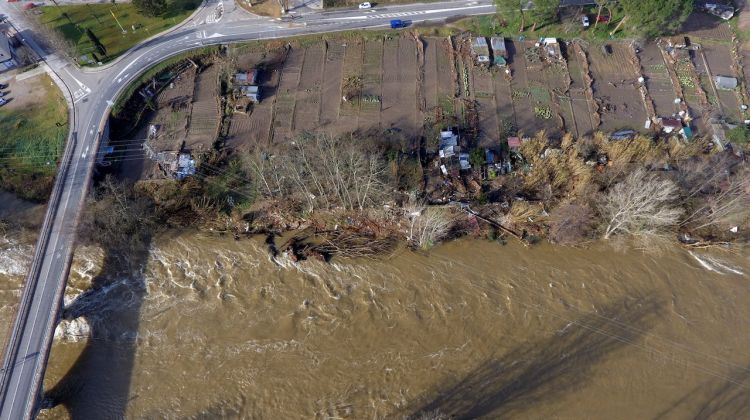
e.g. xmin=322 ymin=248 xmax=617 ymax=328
xmin=0 ymin=0 xmax=495 ymax=418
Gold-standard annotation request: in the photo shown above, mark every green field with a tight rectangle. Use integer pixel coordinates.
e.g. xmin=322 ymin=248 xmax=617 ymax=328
xmin=39 ymin=0 xmax=199 ymax=65
xmin=0 ymin=75 xmax=69 ymax=201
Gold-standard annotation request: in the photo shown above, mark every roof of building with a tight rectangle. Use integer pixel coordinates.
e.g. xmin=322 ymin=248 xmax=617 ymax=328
xmin=714 ymin=75 xmax=738 ymax=90
xmin=472 ymin=37 xmax=488 ymax=48
xmin=507 ymin=136 xmax=522 ymax=148
xmin=662 ymin=118 xmax=683 ymax=129
xmin=440 ymin=130 xmax=458 ymax=148
xmin=491 ymin=37 xmax=506 ymax=52
xmin=234 ymin=70 xmax=258 ymax=85
xmin=0 ymin=36 xmax=12 ymax=63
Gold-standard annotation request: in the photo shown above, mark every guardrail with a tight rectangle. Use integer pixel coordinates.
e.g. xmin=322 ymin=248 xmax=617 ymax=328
xmin=0 ymin=131 xmax=77 ymax=412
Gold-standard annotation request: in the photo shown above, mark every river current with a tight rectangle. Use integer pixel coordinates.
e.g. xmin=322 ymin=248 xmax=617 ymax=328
xmin=2 ymin=213 xmax=750 ymax=418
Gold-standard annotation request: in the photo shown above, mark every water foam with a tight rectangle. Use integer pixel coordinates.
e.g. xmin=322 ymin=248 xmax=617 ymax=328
xmin=688 ymin=251 xmax=745 ymax=276
xmin=0 ymin=236 xmax=32 ymax=277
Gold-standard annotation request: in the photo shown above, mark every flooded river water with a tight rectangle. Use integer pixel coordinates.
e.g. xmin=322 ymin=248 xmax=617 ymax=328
xmin=2 ymin=224 xmax=750 ymax=418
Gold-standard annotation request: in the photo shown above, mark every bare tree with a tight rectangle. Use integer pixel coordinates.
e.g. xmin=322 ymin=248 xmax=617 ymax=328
xmin=680 ymin=168 xmax=750 ymax=232
xmin=600 ymin=168 xmax=683 ymax=239
xmin=548 ymin=202 xmax=595 ymax=245
xmin=244 ymin=133 xmax=388 ymax=212
xmin=405 ymin=198 xmax=455 ymax=249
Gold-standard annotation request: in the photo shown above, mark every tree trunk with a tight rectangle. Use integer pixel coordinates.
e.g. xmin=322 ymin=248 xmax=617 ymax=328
xmin=594 ymin=3 xmax=603 ymax=29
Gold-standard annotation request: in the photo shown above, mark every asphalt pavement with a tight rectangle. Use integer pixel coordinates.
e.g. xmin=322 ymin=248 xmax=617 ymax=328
xmin=0 ymin=1 xmax=495 ymax=417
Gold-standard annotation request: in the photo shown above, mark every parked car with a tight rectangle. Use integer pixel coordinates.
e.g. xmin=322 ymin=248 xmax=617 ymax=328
xmin=596 ymin=15 xmax=610 ymax=23
xmin=358 ymin=2 xmax=372 ymax=9
xmin=581 ymin=16 xmax=590 ymax=27
xmin=0 ymin=83 xmax=7 ymax=89
xmin=0 ymin=98 xmax=7 ymax=107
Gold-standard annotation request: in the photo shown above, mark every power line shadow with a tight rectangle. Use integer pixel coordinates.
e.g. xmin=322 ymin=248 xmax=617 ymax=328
xmin=405 ymin=296 xmax=663 ymax=420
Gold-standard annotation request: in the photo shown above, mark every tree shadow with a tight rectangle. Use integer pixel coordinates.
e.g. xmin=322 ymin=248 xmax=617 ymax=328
xmin=405 ymin=296 xmax=663 ymax=420
xmin=42 ymin=238 xmax=151 ymax=418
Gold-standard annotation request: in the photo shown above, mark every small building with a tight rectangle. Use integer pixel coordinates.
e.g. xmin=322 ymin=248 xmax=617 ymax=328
xmin=155 ymin=151 xmax=196 ymax=180
xmin=704 ymin=3 xmax=734 ymax=20
xmin=680 ymin=126 xmax=694 ymax=140
xmin=234 ymin=70 xmax=258 ymax=86
xmin=459 ymin=153 xmax=471 ymax=171
xmin=491 ymin=37 xmax=508 ymax=67
xmin=439 ymin=129 xmax=459 ymax=159
xmin=610 ymin=129 xmax=636 ymax=141
xmin=485 ymin=149 xmax=495 ymax=165
xmin=472 ymin=37 xmax=490 ymax=64
xmin=714 ymin=75 xmax=738 ymax=90
xmin=661 ymin=117 xmax=683 ymax=134
xmin=440 ymin=129 xmax=458 ymax=148
xmin=439 ymin=145 xmax=457 ymax=159
xmin=540 ymin=38 xmax=562 ymax=60
xmin=239 ymin=85 xmax=261 ymax=102
xmin=507 ymin=136 xmax=522 ymax=150
xmin=0 ymin=35 xmax=12 ymax=64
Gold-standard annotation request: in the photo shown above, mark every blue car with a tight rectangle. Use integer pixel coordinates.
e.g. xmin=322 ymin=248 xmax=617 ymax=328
xmin=390 ymin=19 xmax=405 ymax=29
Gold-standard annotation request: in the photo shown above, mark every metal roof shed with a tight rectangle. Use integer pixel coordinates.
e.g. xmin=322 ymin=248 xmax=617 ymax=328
xmin=490 ymin=37 xmax=507 ymax=58
xmin=714 ymin=75 xmax=738 ymax=90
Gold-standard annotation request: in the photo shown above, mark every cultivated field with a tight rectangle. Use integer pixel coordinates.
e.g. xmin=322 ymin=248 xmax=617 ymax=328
xmin=135 ymin=25 xmax=748 ymax=162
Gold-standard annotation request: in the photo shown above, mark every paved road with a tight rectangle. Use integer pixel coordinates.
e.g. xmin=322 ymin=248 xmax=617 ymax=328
xmin=0 ymin=0 xmax=495 ymax=417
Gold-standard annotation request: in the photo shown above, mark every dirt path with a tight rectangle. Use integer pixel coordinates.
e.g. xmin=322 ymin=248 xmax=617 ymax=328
xmin=738 ymin=0 xmax=750 ymax=30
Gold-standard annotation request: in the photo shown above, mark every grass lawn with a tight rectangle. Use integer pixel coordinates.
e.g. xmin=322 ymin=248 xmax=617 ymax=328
xmin=0 ymin=74 xmax=69 ymax=202
xmin=453 ymin=5 xmax=632 ymax=42
xmin=39 ymin=0 xmax=199 ymax=65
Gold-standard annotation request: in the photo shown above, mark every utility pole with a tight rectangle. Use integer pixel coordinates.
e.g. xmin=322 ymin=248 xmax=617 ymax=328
xmin=110 ymin=8 xmax=126 ymax=34
xmin=610 ymin=15 xmax=627 ymax=37
xmin=594 ymin=1 xmax=604 ymax=29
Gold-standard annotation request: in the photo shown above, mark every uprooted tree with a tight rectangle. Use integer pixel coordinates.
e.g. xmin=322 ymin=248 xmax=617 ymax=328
xmin=404 ymin=197 xmax=456 ymax=249
xmin=600 ymin=168 xmax=683 ymax=240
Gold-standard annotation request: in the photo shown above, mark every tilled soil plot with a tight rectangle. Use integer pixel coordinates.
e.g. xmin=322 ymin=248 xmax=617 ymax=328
xmin=470 ymin=66 xmax=499 ymax=148
xmin=702 ymin=43 xmax=741 ymax=122
xmin=151 ymin=66 xmax=197 ymax=152
xmin=381 ymin=37 xmax=419 ymax=137
xmin=673 ymin=55 xmax=708 ymax=134
xmin=272 ymin=46 xmax=304 ymax=142
xmin=493 ymin=73 xmax=515 ymax=140
xmin=293 ymin=43 xmax=325 ymax=131
xmin=508 ymin=41 xmax=543 ymax=137
xmin=422 ymin=38 xmax=441 ymax=111
xmin=319 ymin=42 xmax=345 ymax=130
xmin=681 ymin=13 xmax=734 ymax=41
xmin=639 ymin=44 xmax=679 ymax=118
xmin=586 ymin=42 xmax=648 ymax=133
xmin=359 ymin=38 xmax=384 ymax=129
xmin=338 ymin=39 xmax=363 ymax=131
xmin=565 ymin=47 xmax=595 ymax=137
xmin=520 ymin=43 xmax=564 ymax=137
xmin=691 ymin=47 xmax=721 ymax=114
xmin=742 ymin=48 xmax=750 ymax=101
xmin=226 ymin=51 xmax=284 ymax=150
xmin=186 ymin=64 xmax=220 ymax=152
xmin=540 ymin=60 xmax=571 ymax=135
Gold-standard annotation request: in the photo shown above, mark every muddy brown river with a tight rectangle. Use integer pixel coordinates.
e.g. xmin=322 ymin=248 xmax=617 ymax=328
xmin=2 ymin=221 xmax=750 ymax=418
